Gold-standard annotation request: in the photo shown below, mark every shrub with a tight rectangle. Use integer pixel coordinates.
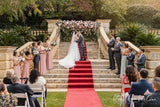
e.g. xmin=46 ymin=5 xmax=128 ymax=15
xmin=152 ymin=12 xmax=160 ymax=28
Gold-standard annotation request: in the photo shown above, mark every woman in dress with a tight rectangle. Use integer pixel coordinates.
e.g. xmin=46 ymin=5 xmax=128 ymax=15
xmin=120 ymin=43 xmax=129 ymax=78
xmin=22 ymin=51 xmax=32 ymax=84
xmin=37 ymin=41 xmax=47 ymax=75
xmin=59 ymin=32 xmax=80 ymax=68
xmin=46 ymin=36 xmax=54 ymax=70
xmin=13 ymin=51 xmax=21 ymax=80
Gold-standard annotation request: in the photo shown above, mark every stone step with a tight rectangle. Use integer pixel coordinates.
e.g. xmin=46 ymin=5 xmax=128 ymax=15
xmin=53 ymin=65 xmax=108 ymax=69
xmin=46 ymin=83 xmax=121 ymax=89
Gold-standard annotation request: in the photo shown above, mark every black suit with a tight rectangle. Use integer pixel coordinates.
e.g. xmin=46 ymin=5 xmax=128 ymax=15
xmin=7 ymin=83 xmax=40 ymax=107
xmin=113 ymin=42 xmax=123 ymax=73
xmin=141 ymin=90 xmax=160 ymax=107
xmin=32 ymin=47 xmax=40 ymax=69
xmin=107 ymin=38 xmax=115 ymax=69
xmin=76 ymin=35 xmax=86 ymax=60
xmin=137 ymin=54 xmax=146 ymax=72
xmin=127 ymin=52 xmax=135 ymax=67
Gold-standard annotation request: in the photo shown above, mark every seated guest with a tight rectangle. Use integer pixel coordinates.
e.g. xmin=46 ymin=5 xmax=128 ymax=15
xmin=7 ymin=75 xmax=40 ymax=107
xmin=135 ymin=49 xmax=146 ymax=72
xmin=126 ymin=69 xmax=154 ymax=107
xmin=154 ymin=65 xmax=160 ymax=77
xmin=3 ymin=71 xmax=13 ymax=84
xmin=0 ymin=82 xmax=17 ymax=106
xmin=142 ymin=77 xmax=160 ymax=107
xmin=127 ymin=48 xmax=135 ymax=67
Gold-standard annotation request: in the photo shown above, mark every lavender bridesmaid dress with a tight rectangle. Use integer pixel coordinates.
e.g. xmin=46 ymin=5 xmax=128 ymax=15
xmin=46 ymin=43 xmax=53 ymax=70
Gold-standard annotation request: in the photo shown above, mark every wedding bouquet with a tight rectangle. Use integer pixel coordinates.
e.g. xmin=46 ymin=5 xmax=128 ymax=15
xmin=51 ymin=42 xmax=56 ymax=46
xmin=33 ymin=50 xmax=40 ymax=56
xmin=18 ymin=57 xmax=25 ymax=62
xmin=45 ymin=48 xmax=51 ymax=52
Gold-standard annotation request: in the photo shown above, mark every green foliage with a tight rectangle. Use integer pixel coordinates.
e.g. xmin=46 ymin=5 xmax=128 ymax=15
xmin=152 ymin=13 xmax=160 ymax=28
xmin=35 ymin=33 xmax=50 ymax=42
xmin=126 ymin=4 xmax=159 ymax=26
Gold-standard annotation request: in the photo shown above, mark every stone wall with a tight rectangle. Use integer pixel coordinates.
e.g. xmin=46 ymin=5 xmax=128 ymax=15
xmin=96 ymin=19 xmax=111 ymax=33
xmin=46 ymin=19 xmax=61 ymax=34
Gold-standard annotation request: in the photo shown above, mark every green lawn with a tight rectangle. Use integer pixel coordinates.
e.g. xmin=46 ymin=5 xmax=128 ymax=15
xmin=43 ymin=92 xmax=120 ymax=107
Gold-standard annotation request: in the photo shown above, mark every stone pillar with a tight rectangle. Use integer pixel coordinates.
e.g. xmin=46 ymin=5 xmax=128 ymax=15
xmin=0 ymin=46 xmax=17 ymax=78
xmin=141 ymin=46 xmax=160 ymax=77
xmin=46 ymin=19 xmax=61 ymax=34
xmin=96 ymin=19 xmax=111 ymax=33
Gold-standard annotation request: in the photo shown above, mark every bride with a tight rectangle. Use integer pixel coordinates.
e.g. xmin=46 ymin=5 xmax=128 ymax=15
xmin=59 ymin=32 xmax=80 ymax=68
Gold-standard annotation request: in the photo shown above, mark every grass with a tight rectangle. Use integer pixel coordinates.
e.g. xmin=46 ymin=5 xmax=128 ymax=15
xmin=42 ymin=92 xmax=120 ymax=107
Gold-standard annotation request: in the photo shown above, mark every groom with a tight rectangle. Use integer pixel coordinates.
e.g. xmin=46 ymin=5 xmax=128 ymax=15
xmin=76 ymin=31 xmax=86 ymax=61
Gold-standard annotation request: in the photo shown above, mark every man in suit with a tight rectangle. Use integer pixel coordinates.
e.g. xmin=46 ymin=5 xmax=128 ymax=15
xmin=76 ymin=31 xmax=86 ymax=61
xmin=127 ymin=48 xmax=135 ymax=67
xmin=7 ymin=75 xmax=40 ymax=107
xmin=111 ymin=37 xmax=122 ymax=75
xmin=126 ymin=69 xmax=154 ymax=107
xmin=106 ymin=34 xmax=115 ymax=70
xmin=135 ymin=49 xmax=146 ymax=72
xmin=32 ymin=42 xmax=40 ymax=69
xmin=141 ymin=77 xmax=160 ymax=107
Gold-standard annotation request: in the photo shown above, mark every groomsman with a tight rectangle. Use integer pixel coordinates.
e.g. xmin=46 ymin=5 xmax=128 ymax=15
xmin=106 ymin=34 xmax=115 ymax=70
xmin=32 ymin=42 xmax=40 ymax=69
xmin=135 ymin=49 xmax=146 ymax=72
xmin=111 ymin=37 xmax=123 ymax=75
xmin=127 ymin=48 xmax=135 ymax=67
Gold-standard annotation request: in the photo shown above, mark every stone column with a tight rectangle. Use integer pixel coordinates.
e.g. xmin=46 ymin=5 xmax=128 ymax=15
xmin=0 ymin=46 xmax=17 ymax=78
xmin=96 ymin=19 xmax=111 ymax=33
xmin=46 ymin=19 xmax=61 ymax=34
xmin=141 ymin=46 xmax=160 ymax=77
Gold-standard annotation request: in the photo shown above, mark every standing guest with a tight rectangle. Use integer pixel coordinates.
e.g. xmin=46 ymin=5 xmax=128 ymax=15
xmin=126 ymin=69 xmax=154 ymax=107
xmin=120 ymin=43 xmax=129 ymax=78
xmin=13 ymin=51 xmax=21 ymax=80
xmin=111 ymin=37 xmax=123 ymax=75
xmin=135 ymin=49 xmax=146 ymax=72
xmin=141 ymin=77 xmax=160 ymax=107
xmin=154 ymin=65 xmax=160 ymax=77
xmin=3 ymin=71 xmax=13 ymax=84
xmin=7 ymin=75 xmax=40 ymax=107
xmin=0 ymin=82 xmax=17 ymax=106
xmin=22 ymin=51 xmax=32 ymax=84
xmin=46 ymin=36 xmax=54 ymax=70
xmin=127 ymin=48 xmax=135 ymax=67
xmin=37 ymin=41 xmax=47 ymax=75
xmin=32 ymin=42 xmax=40 ymax=69
xmin=106 ymin=34 xmax=115 ymax=70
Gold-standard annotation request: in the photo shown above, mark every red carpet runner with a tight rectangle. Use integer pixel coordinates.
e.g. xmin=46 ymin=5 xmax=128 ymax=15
xmin=64 ymin=43 xmax=103 ymax=107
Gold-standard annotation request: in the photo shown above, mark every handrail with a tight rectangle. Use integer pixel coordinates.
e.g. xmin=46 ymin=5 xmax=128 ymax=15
xmin=100 ymin=27 xmax=110 ymax=43
xmin=125 ymin=41 xmax=140 ymax=54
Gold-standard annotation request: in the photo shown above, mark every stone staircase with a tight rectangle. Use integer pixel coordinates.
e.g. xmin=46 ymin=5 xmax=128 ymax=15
xmin=44 ymin=42 xmax=121 ymax=92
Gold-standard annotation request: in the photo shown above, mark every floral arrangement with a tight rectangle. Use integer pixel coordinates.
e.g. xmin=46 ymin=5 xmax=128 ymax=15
xmin=18 ymin=57 xmax=25 ymax=62
xmin=45 ymin=48 xmax=51 ymax=52
xmin=56 ymin=20 xmax=100 ymax=41
xmin=51 ymin=41 xmax=56 ymax=46
xmin=33 ymin=49 xmax=40 ymax=56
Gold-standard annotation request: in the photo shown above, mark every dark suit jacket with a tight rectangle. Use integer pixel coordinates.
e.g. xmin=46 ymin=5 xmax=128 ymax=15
xmin=137 ymin=54 xmax=146 ymax=71
xmin=113 ymin=42 xmax=123 ymax=57
xmin=107 ymin=38 xmax=115 ymax=49
xmin=32 ymin=47 xmax=40 ymax=63
xmin=141 ymin=90 xmax=160 ymax=107
xmin=7 ymin=83 xmax=34 ymax=106
xmin=76 ymin=35 xmax=84 ymax=48
xmin=127 ymin=52 xmax=135 ymax=66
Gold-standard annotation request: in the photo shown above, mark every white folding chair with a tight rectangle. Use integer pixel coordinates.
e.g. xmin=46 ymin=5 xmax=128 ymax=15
xmin=13 ymin=93 xmax=30 ymax=107
xmin=130 ymin=95 xmax=144 ymax=107
xmin=29 ymin=84 xmax=46 ymax=107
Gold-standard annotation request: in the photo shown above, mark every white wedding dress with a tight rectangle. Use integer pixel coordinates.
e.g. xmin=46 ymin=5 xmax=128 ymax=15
xmin=59 ymin=32 xmax=80 ymax=68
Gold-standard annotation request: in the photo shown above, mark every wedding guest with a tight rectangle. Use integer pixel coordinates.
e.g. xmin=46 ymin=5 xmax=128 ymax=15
xmin=0 ymin=82 xmax=17 ymax=106
xmin=7 ymin=75 xmax=40 ymax=107
xmin=32 ymin=42 xmax=40 ymax=69
xmin=120 ymin=43 xmax=129 ymax=78
xmin=22 ymin=51 xmax=32 ymax=84
xmin=127 ymin=48 xmax=135 ymax=67
xmin=37 ymin=41 xmax=47 ymax=75
xmin=46 ymin=36 xmax=53 ymax=70
xmin=3 ymin=71 xmax=13 ymax=84
xmin=13 ymin=51 xmax=21 ymax=80
xmin=126 ymin=69 xmax=153 ymax=107
xmin=154 ymin=65 xmax=160 ymax=77
xmin=135 ymin=49 xmax=146 ymax=72
xmin=111 ymin=37 xmax=123 ymax=75
xmin=141 ymin=77 xmax=160 ymax=107
xmin=106 ymin=34 xmax=115 ymax=70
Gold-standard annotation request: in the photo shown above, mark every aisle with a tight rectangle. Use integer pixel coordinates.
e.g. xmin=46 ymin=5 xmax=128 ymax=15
xmin=64 ymin=43 xmax=103 ymax=107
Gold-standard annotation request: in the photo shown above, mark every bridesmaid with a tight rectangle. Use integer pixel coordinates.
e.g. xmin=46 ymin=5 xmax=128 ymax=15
xmin=13 ymin=51 xmax=21 ymax=80
xmin=22 ymin=51 xmax=32 ymax=84
xmin=46 ymin=36 xmax=54 ymax=70
xmin=120 ymin=43 xmax=129 ymax=78
xmin=37 ymin=41 xmax=47 ymax=75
